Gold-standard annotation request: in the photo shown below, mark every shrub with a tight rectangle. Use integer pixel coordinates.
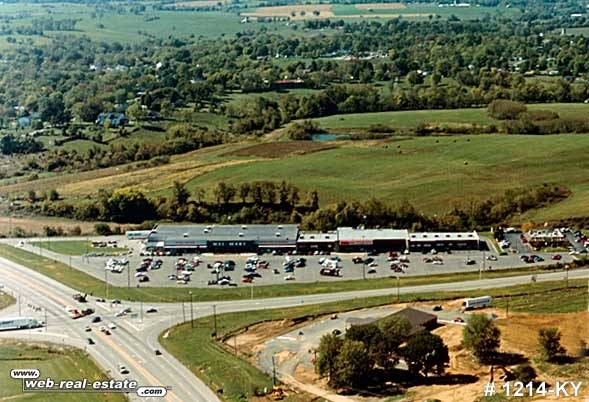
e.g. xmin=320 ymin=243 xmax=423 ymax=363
xmin=512 ymin=364 xmax=537 ymax=383
xmin=94 ymin=223 xmax=112 ymax=235
xmin=487 ymin=99 xmax=527 ymax=120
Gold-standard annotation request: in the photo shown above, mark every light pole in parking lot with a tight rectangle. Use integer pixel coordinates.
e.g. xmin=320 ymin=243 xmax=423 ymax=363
xmin=565 ymin=264 xmax=569 ymax=288
xmin=189 ymin=291 xmax=194 ymax=328
xmin=396 ymin=276 xmax=400 ymax=302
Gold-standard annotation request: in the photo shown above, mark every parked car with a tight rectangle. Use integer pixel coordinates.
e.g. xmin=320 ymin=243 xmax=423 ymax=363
xmin=486 ymin=255 xmax=498 ymax=261
xmin=284 ymin=274 xmax=295 ymax=281
xmin=119 ymin=365 xmax=129 ymax=375
xmin=453 ymin=317 xmax=465 ymax=323
xmin=332 ymin=329 xmax=342 ymax=336
xmin=146 ymin=307 xmax=158 ymax=313
xmin=465 ymin=259 xmax=476 ymax=265
xmin=432 ymin=305 xmax=443 ymax=311
xmin=87 ymin=338 xmax=95 ymax=345
xmin=138 ymin=276 xmax=150 ymax=283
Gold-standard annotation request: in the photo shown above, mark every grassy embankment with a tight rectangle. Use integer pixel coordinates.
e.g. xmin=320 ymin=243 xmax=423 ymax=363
xmin=0 ymin=243 xmax=580 ymax=302
xmin=160 ymin=279 xmax=588 ymax=402
xmin=0 ymin=340 xmax=127 ymax=402
xmin=31 ymin=240 xmax=128 ymax=256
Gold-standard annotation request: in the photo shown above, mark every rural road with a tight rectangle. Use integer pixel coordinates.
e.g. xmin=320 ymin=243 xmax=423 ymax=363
xmin=0 ymin=247 xmax=588 ymax=401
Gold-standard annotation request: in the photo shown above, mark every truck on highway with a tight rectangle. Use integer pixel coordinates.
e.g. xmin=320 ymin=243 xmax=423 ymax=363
xmin=65 ymin=306 xmax=94 ymax=319
xmin=72 ymin=293 xmax=87 ymax=303
xmin=0 ymin=317 xmax=43 ymax=331
xmin=462 ymin=296 xmax=492 ymax=310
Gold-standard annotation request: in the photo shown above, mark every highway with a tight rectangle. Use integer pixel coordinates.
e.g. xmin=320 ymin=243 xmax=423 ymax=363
xmin=1 ymin=251 xmax=588 ymax=401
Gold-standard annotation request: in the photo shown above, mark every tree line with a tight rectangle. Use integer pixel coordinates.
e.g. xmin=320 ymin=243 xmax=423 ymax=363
xmin=20 ymin=181 xmax=568 ymax=230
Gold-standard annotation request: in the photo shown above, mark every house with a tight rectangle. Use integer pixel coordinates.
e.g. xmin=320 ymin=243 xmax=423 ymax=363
xmin=95 ymin=113 xmax=128 ymax=128
xmin=346 ymin=307 xmax=438 ymax=336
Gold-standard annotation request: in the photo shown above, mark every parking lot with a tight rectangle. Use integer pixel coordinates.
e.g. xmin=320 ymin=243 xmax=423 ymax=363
xmin=55 ymin=238 xmax=576 ymax=290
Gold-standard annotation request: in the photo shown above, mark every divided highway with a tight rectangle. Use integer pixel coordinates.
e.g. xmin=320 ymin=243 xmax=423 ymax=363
xmin=1 ymin=252 xmax=588 ymax=401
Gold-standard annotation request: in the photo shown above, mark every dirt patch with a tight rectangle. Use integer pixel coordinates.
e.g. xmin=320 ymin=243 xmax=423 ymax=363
xmin=221 ymin=141 xmax=336 ymax=158
xmin=242 ymin=5 xmax=334 ymax=19
xmin=0 ymin=216 xmax=107 ymax=236
xmin=355 ymin=3 xmax=406 ymax=10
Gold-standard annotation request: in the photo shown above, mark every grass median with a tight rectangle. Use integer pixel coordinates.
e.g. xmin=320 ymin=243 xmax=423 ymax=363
xmin=0 ymin=243 xmax=585 ymax=302
xmin=160 ymin=279 xmax=588 ymax=402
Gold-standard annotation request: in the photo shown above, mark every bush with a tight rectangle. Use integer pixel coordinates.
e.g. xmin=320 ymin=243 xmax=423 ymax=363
xmin=286 ymin=120 xmax=323 ymax=140
xmin=487 ymin=99 xmax=527 ymax=120
xmin=512 ymin=364 xmax=537 ymax=383
xmin=94 ymin=223 xmax=112 ymax=235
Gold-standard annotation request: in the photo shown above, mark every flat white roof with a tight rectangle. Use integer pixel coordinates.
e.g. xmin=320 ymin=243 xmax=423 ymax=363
xmin=297 ymin=232 xmax=337 ymax=243
xmin=337 ymin=227 xmax=409 ymax=241
xmin=410 ymin=232 xmax=479 ymax=242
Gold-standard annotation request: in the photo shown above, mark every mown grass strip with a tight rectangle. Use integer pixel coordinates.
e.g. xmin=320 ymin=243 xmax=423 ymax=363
xmin=160 ymin=280 xmax=588 ymax=402
xmin=31 ymin=240 xmax=128 ymax=256
xmin=0 ymin=340 xmax=126 ymax=402
xmin=0 ymin=243 xmax=583 ymax=303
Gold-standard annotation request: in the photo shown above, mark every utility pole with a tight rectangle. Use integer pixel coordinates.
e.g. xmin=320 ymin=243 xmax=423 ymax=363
xmin=250 ymin=281 xmax=254 ymax=300
xmin=565 ymin=264 xmax=569 ymax=288
xmin=127 ymin=263 xmax=130 ymax=289
xmin=396 ymin=276 xmax=400 ymax=302
xmin=189 ymin=291 xmax=194 ymax=328
xmin=212 ymin=304 xmax=217 ymax=338
xmin=272 ymin=355 xmax=277 ymax=386
xmin=181 ymin=302 xmax=186 ymax=322
xmin=104 ymin=268 xmax=109 ymax=299
xmin=44 ymin=308 xmax=47 ymax=332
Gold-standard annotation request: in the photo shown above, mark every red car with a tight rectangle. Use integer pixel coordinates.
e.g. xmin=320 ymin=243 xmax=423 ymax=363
xmin=453 ymin=317 xmax=465 ymax=323
xmin=551 ymin=254 xmax=562 ymax=260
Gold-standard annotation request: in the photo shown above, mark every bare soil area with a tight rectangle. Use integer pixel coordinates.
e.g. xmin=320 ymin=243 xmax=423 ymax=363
xmin=228 ymin=301 xmax=589 ymax=402
xmin=221 ymin=141 xmax=336 ymax=158
xmin=355 ymin=3 xmax=406 ymax=10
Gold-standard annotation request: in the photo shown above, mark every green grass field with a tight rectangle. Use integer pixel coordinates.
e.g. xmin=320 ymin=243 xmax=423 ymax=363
xmin=31 ymin=240 xmax=127 ymax=256
xmin=313 ymin=104 xmax=589 ymax=131
xmin=0 ymin=291 xmax=15 ymax=310
xmin=160 ymin=279 xmax=587 ymax=402
xmin=330 ymin=4 xmax=519 ymax=19
xmin=0 ymin=340 xmax=126 ymax=402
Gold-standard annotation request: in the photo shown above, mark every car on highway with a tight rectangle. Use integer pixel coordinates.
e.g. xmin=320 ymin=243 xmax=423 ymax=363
xmin=352 ymin=256 xmax=363 ymax=264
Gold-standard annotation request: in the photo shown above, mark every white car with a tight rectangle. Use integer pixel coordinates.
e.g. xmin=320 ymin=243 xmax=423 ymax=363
xmin=368 ymin=262 xmax=378 ymax=267
xmin=134 ymin=272 xmax=146 ymax=277
xmin=486 ymin=255 xmax=498 ymax=261
xmin=99 ymin=326 xmax=107 ymax=332
xmin=107 ymin=323 xmax=116 ymax=329
xmin=432 ymin=260 xmax=444 ymax=265
xmin=284 ymin=274 xmax=295 ymax=281
xmin=119 ymin=365 xmax=129 ymax=374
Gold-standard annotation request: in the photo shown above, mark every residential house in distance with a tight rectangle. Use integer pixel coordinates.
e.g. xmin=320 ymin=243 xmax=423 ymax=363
xmin=95 ymin=113 xmax=128 ymax=128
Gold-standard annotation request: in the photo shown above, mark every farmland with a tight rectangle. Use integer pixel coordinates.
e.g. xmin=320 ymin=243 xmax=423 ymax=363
xmin=3 ymin=130 xmax=589 ymax=221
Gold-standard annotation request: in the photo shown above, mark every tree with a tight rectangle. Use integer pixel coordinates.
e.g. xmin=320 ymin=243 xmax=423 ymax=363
xmin=104 ymin=188 xmax=155 ymax=223
xmin=538 ymin=327 xmax=566 ymax=362
xmin=331 ymin=340 xmax=371 ymax=389
xmin=172 ymin=181 xmax=190 ymax=207
xmin=487 ymin=99 xmax=527 ymax=120
xmin=462 ymin=313 xmax=501 ymax=363
xmin=47 ymin=189 xmax=59 ymax=201
xmin=126 ymin=103 xmax=147 ymax=122
xmin=377 ymin=315 xmax=412 ymax=367
xmin=345 ymin=323 xmax=384 ymax=367
xmin=402 ymin=331 xmax=449 ymax=376
xmin=39 ymin=92 xmax=68 ymax=125
xmin=94 ymin=222 xmax=112 ymax=235
xmin=315 ymin=333 xmax=344 ymax=384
